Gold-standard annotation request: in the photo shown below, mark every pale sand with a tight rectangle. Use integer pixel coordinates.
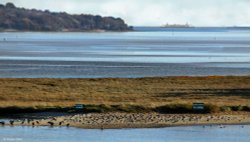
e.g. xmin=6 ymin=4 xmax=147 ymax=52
xmin=1 ymin=112 xmax=250 ymax=129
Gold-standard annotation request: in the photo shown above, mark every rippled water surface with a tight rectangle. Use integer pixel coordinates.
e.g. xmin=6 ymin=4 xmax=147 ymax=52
xmin=0 ymin=125 xmax=249 ymax=142
xmin=0 ymin=27 xmax=250 ymax=78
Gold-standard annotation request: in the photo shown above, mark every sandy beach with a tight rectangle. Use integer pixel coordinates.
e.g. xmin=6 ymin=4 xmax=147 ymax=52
xmin=1 ymin=112 xmax=250 ymax=129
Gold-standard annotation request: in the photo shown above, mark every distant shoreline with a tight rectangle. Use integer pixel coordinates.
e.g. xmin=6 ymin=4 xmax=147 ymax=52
xmin=0 ymin=29 xmax=131 ymax=33
xmin=0 ymin=2 xmax=132 ymax=32
xmin=136 ymin=26 xmax=250 ymax=28
xmin=2 ymin=26 xmax=250 ymax=33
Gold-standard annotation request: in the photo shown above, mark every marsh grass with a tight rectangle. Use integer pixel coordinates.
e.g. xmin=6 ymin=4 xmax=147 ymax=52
xmin=0 ymin=76 xmax=249 ymax=113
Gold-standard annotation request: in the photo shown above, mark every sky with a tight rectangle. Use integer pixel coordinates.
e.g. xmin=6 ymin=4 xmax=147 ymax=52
xmin=1 ymin=0 xmax=250 ymax=26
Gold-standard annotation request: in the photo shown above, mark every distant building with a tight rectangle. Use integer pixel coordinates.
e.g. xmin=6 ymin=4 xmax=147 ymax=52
xmin=162 ymin=23 xmax=192 ymax=28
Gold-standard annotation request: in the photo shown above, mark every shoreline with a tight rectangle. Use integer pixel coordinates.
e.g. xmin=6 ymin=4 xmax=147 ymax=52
xmin=0 ymin=29 xmax=133 ymax=33
xmin=1 ymin=112 xmax=249 ymax=129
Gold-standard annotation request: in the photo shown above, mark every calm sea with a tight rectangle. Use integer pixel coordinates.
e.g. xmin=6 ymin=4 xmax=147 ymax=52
xmin=0 ymin=27 xmax=250 ymax=78
xmin=0 ymin=125 xmax=249 ymax=142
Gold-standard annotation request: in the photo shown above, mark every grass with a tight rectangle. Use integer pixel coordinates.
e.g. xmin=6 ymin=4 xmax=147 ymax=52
xmin=0 ymin=76 xmax=249 ymax=113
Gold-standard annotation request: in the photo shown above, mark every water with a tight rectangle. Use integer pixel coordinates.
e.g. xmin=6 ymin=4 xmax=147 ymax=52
xmin=0 ymin=27 xmax=250 ymax=78
xmin=0 ymin=125 xmax=249 ymax=142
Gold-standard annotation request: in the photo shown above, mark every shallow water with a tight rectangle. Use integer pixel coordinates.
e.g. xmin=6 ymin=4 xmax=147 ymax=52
xmin=0 ymin=27 xmax=250 ymax=78
xmin=0 ymin=125 xmax=249 ymax=142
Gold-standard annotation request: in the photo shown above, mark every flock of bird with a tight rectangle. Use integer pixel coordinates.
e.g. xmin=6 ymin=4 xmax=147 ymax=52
xmin=0 ymin=113 xmax=248 ymax=129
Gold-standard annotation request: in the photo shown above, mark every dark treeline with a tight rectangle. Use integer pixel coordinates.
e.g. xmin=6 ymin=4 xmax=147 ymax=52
xmin=0 ymin=3 xmax=133 ymax=31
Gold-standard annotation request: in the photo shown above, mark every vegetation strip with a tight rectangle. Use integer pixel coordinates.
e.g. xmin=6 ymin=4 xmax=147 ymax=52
xmin=0 ymin=76 xmax=249 ymax=114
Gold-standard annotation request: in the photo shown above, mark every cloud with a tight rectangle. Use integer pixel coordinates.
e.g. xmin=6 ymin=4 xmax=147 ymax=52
xmin=1 ymin=0 xmax=250 ymax=26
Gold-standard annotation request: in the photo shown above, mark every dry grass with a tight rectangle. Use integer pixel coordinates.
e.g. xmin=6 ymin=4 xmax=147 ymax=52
xmin=0 ymin=76 xmax=249 ymax=109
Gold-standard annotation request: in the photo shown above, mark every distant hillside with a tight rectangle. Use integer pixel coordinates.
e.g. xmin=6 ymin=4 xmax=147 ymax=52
xmin=0 ymin=3 xmax=133 ymax=32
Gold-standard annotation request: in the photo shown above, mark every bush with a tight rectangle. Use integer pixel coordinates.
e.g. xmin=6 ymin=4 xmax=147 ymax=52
xmin=231 ymin=105 xmax=243 ymax=111
xmin=113 ymin=105 xmax=150 ymax=113
xmin=220 ymin=106 xmax=232 ymax=112
xmin=204 ymin=104 xmax=220 ymax=113
xmin=83 ymin=104 xmax=111 ymax=113
xmin=242 ymin=106 xmax=250 ymax=111
xmin=154 ymin=104 xmax=193 ymax=114
xmin=80 ymin=104 xmax=150 ymax=113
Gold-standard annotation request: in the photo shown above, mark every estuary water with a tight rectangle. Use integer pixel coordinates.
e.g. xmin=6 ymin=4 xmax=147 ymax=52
xmin=0 ymin=125 xmax=249 ymax=142
xmin=0 ymin=27 xmax=250 ymax=78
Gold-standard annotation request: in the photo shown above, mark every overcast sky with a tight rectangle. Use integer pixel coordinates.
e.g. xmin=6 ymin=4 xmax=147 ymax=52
xmin=2 ymin=0 xmax=250 ymax=26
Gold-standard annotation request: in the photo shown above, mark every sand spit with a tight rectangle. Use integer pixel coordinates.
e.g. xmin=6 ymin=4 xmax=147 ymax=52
xmin=1 ymin=113 xmax=250 ymax=129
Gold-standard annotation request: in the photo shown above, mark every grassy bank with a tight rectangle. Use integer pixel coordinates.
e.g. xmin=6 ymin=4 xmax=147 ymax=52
xmin=0 ymin=76 xmax=249 ymax=114
xmin=0 ymin=104 xmax=249 ymax=115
